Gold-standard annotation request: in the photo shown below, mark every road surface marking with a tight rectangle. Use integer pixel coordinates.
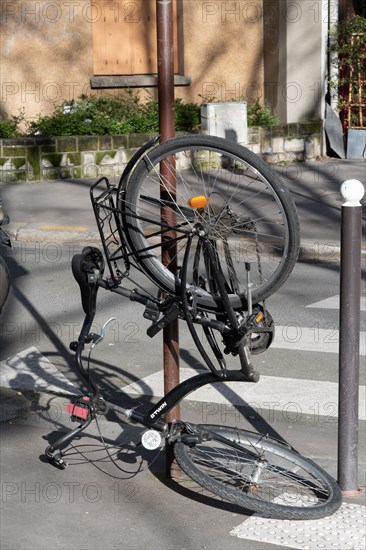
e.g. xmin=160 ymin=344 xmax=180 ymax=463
xmin=122 ymin=367 xmax=366 ymax=420
xmin=271 ymin=326 xmax=365 ymax=355
xmin=38 ymin=225 xmax=89 ymax=231
xmin=0 ymin=346 xmax=81 ymax=396
xmin=2 ymin=347 xmax=365 ymax=421
xmin=307 ymin=294 xmax=366 ymax=311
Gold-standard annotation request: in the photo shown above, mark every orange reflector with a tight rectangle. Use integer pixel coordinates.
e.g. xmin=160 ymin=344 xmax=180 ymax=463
xmin=188 ymin=195 xmax=209 ymax=209
xmin=255 ymin=311 xmax=264 ymax=323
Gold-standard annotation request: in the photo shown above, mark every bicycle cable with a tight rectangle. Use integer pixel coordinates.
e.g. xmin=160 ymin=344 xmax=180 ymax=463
xmin=72 ymin=330 xmax=165 ymax=477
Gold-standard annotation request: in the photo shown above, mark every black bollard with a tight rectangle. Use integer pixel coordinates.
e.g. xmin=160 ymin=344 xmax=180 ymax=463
xmin=338 ymin=179 xmax=364 ymax=495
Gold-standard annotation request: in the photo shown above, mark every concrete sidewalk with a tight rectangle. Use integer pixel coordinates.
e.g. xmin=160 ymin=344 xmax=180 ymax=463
xmin=0 ymin=386 xmax=365 ymax=550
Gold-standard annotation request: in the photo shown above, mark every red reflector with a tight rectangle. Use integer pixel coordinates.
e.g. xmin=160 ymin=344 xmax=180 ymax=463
xmin=67 ymin=403 xmax=89 ymax=420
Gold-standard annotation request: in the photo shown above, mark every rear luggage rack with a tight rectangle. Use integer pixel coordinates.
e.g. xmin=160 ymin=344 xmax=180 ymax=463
xmin=90 ymin=177 xmax=130 ymax=284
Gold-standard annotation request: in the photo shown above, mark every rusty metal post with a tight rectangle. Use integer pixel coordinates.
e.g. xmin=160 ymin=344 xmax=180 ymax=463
xmin=157 ymin=0 xmax=175 ymax=141
xmin=338 ymin=179 xmax=364 ymax=495
xmin=156 ymin=0 xmax=180 ymax=476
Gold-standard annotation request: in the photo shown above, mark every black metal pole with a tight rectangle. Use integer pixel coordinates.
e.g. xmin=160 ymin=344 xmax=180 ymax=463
xmin=338 ymin=179 xmax=364 ymax=494
xmin=156 ymin=0 xmax=180 ymax=477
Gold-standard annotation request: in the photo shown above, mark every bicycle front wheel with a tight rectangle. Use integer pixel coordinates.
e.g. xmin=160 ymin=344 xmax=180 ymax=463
xmin=0 ymin=255 xmax=10 ymax=313
xmin=173 ymin=425 xmax=342 ymax=520
xmin=120 ymin=135 xmax=300 ymax=311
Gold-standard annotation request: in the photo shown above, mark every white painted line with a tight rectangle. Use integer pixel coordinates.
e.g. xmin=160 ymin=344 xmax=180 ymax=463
xmin=307 ymin=295 xmax=366 ymax=311
xmin=272 ymin=326 xmax=365 ymax=356
xmin=230 ymin=502 xmax=366 ymax=549
xmin=0 ymin=346 xmax=81 ymax=396
xmin=122 ymin=368 xmax=366 ymax=420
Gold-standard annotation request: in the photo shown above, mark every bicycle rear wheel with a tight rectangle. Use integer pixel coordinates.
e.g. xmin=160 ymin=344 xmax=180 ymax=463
xmin=119 ymin=135 xmax=300 ymax=312
xmin=173 ymin=425 xmax=342 ymax=520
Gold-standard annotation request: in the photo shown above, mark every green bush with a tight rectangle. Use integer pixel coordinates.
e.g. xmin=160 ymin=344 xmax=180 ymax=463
xmin=1 ymin=92 xmax=277 ymax=140
xmin=0 ymin=116 xmax=20 ymax=139
xmin=28 ymin=93 xmax=154 ymax=136
xmin=174 ymin=98 xmax=200 ymax=131
xmin=26 ymin=93 xmax=200 ymax=137
xmin=246 ymin=99 xmax=280 ymax=127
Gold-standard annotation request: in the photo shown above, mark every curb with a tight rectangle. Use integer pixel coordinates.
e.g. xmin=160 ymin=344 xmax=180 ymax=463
xmin=6 ymin=223 xmax=101 ymax=246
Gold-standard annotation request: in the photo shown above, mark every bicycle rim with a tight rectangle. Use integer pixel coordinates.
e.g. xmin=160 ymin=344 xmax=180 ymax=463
xmin=120 ymin=135 xmax=300 ymax=311
xmin=173 ymin=425 xmax=342 ymax=520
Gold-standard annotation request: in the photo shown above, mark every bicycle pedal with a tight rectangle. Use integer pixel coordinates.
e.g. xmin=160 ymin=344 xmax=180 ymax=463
xmin=240 ymin=309 xmax=268 ymax=333
xmin=249 ymin=307 xmax=275 ymax=355
xmin=67 ymin=397 xmax=92 ymax=422
xmin=248 ymin=310 xmax=265 ymax=327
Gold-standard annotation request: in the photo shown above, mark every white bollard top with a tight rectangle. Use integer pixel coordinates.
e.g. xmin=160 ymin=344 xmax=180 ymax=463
xmin=340 ymin=179 xmax=365 ymax=206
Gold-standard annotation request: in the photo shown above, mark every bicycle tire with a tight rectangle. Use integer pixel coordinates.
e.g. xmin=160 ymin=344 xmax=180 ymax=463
xmin=119 ymin=135 xmax=300 ymax=311
xmin=173 ymin=425 xmax=342 ymax=520
xmin=0 ymin=255 xmax=10 ymax=313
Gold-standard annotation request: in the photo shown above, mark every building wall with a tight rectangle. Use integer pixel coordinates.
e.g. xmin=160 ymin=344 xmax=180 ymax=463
xmin=264 ymin=0 xmax=328 ymax=124
xmin=179 ymin=0 xmax=264 ymax=104
xmin=0 ymin=0 xmax=264 ymax=120
xmin=0 ymin=1 xmax=94 ymax=120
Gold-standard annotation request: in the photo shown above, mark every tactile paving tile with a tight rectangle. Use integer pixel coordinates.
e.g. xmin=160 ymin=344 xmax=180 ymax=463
xmin=230 ymin=503 xmax=366 ymax=549
xmin=352 ymin=534 xmax=366 ymax=550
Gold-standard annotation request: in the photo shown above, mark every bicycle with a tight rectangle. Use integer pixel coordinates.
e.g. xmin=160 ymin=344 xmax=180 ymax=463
xmin=45 ymin=135 xmax=342 ymax=520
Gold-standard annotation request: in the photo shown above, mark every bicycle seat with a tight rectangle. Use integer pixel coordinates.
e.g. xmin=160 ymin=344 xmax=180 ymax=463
xmin=72 ymin=246 xmax=105 ymax=316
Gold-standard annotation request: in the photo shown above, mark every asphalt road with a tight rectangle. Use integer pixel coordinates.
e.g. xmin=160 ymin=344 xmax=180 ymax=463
xmin=1 ymin=243 xmax=364 ymax=389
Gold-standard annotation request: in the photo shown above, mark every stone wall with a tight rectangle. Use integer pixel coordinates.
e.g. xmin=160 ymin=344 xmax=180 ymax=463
xmin=0 ymin=123 xmax=322 ymax=183
xmin=246 ymin=122 xmax=322 ymax=163
xmin=0 ymin=134 xmax=150 ymax=183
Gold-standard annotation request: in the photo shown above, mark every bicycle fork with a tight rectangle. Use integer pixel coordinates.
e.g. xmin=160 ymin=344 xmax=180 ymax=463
xmin=187 ymin=233 xmax=260 ymax=382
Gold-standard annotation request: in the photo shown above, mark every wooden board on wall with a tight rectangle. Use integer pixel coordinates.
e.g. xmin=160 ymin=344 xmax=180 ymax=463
xmin=93 ymin=0 xmax=178 ymax=75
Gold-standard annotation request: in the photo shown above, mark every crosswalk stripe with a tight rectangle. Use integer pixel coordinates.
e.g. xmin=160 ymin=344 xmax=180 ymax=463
xmin=2 ymin=346 xmax=364 ymax=421
xmin=122 ymin=367 xmax=366 ymax=420
xmin=307 ymin=294 xmax=366 ymax=311
xmin=272 ymin=326 xmax=365 ymax=355
xmin=0 ymin=346 xmax=81 ymax=396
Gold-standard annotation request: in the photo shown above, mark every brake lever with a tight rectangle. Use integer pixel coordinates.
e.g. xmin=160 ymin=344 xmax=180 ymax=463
xmin=91 ymin=317 xmax=116 ymax=348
